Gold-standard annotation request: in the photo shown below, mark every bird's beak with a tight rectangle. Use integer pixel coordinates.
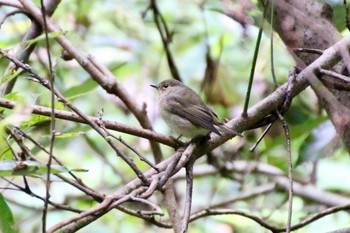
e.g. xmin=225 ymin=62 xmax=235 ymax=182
xmin=150 ymin=84 xmax=158 ymax=89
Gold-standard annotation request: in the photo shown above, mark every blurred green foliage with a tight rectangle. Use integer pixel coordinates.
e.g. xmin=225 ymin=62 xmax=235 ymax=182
xmin=0 ymin=193 xmax=18 ymax=233
xmin=0 ymin=0 xmax=349 ymax=233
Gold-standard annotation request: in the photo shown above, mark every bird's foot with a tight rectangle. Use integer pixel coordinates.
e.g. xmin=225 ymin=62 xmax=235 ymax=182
xmin=170 ymin=135 xmax=187 ymax=148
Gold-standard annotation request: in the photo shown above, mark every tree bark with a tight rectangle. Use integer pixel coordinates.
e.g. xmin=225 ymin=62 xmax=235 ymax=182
xmin=264 ymin=0 xmax=350 ymax=153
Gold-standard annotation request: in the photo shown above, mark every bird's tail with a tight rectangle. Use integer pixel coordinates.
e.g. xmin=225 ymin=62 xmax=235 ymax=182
xmin=216 ymin=124 xmax=243 ymax=137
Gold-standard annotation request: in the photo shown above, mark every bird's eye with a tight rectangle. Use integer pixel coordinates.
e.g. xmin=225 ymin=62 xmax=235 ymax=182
xmin=163 ymin=84 xmax=169 ymax=88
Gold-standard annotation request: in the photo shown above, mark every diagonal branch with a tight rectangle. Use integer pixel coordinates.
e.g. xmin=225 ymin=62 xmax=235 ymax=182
xmin=0 ymin=49 xmax=150 ymax=185
xmin=262 ymin=0 xmax=350 ymax=153
xmin=1 ymin=0 xmax=61 ymax=95
xmin=11 ymin=32 xmax=350 ymax=233
xmin=0 ymin=97 xmax=177 ymax=148
xmin=149 ymin=0 xmax=181 ymax=81
xmin=18 ymin=0 xmax=164 ymax=163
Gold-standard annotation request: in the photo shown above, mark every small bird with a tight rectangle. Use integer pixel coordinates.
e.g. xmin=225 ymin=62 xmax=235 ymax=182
xmin=151 ymin=79 xmax=242 ymax=139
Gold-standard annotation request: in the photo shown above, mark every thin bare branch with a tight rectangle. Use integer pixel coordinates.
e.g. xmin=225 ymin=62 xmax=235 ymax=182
xmin=0 ymin=0 xmax=23 ymax=9
xmin=181 ymin=157 xmax=195 ymax=233
xmin=0 ymin=49 xmax=150 ymax=185
xmin=18 ymin=0 xmax=164 ymax=164
xmin=0 ymin=97 xmax=177 ymax=147
xmin=149 ymin=0 xmax=181 ymax=81
xmin=276 ymin=111 xmax=293 ymax=233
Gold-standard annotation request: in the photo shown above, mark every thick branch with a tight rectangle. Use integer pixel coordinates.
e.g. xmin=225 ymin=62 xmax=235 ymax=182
xmin=27 ymin=34 xmax=350 ymax=231
xmin=263 ymin=0 xmax=350 ymax=152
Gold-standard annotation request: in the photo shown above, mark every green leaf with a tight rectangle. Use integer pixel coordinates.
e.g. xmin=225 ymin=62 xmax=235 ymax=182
xmin=3 ymin=92 xmax=23 ymax=102
xmin=0 ymin=193 xmax=18 ymax=233
xmin=63 ymin=78 xmax=98 ymax=100
xmin=0 ymin=136 xmax=13 ymax=161
xmin=21 ymin=114 xmax=50 ymax=128
xmin=0 ymin=160 xmax=69 ymax=177
xmin=325 ymin=2 xmax=350 ymax=32
xmin=25 ymin=31 xmax=66 ymax=46
xmin=1 ymin=68 xmax=22 ymax=85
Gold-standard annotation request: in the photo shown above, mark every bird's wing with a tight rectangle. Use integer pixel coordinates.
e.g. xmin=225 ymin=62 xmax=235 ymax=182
xmin=168 ymin=98 xmax=221 ymax=136
xmin=183 ymin=106 xmax=221 ymax=135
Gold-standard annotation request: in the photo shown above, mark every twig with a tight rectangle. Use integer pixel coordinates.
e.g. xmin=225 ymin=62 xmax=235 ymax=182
xmin=48 ymin=188 xmax=146 ymax=232
xmin=141 ymin=146 xmax=191 ymax=199
xmin=2 ymin=177 xmax=83 ymax=213
xmin=18 ymin=0 xmax=164 ymax=164
xmin=117 ymin=204 xmax=171 ymax=227
xmin=287 ymin=204 xmax=350 ymax=232
xmin=163 ymin=180 xmax=182 ymax=233
xmin=149 ymin=0 xmax=181 ymax=81
xmin=158 ymin=143 xmax=196 ymax=190
xmin=101 ymin=125 xmax=158 ymax=171
xmin=0 ymin=97 xmax=177 ymax=148
xmin=0 ymin=49 xmax=150 ymax=185
xmin=249 ymin=66 xmax=298 ymax=130
xmin=0 ymin=0 xmax=23 ymax=8
xmin=51 ymin=135 xmax=350 ymax=231
xmin=181 ymin=156 xmax=195 ymax=233
xmin=139 ymin=174 xmax=161 ymax=199
xmin=249 ymin=123 xmax=273 ymax=152
xmin=189 ymin=202 xmax=350 ymax=232
xmin=205 ymin=183 xmax=276 ymax=209
xmin=175 ymin=160 xmax=350 ymax=206
xmin=12 ymin=127 xmax=84 ymax=183
xmin=1 ymin=0 xmax=60 ymax=95
xmin=129 ymin=196 xmax=163 ymax=216
xmin=46 ymin=144 xmax=192 ymax=232
xmin=55 ymin=175 xmax=105 ymax=202
xmin=293 ymin=47 xmax=324 ymax=55
xmin=4 ymin=22 xmax=350 ymax=232
xmin=282 ymin=67 xmax=297 ymax=110
xmin=318 ymin=68 xmax=350 ymax=83
xmin=97 ymin=109 xmax=155 ymax=169
xmin=6 ymin=127 xmax=34 ymax=160
xmin=191 ymin=208 xmax=280 ymax=231
xmin=7 ymin=127 xmax=106 ymax=206
xmin=47 ymin=197 xmax=115 ymax=233
xmin=276 ymin=111 xmax=293 ymax=233
xmin=0 ymin=10 xmax=26 ymax=27
xmin=39 ymin=0 xmax=56 ymax=230
xmin=158 ymin=151 xmax=183 ymax=188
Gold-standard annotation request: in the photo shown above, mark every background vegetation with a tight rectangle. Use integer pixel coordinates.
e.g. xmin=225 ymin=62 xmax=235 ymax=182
xmin=0 ymin=0 xmax=349 ymax=232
